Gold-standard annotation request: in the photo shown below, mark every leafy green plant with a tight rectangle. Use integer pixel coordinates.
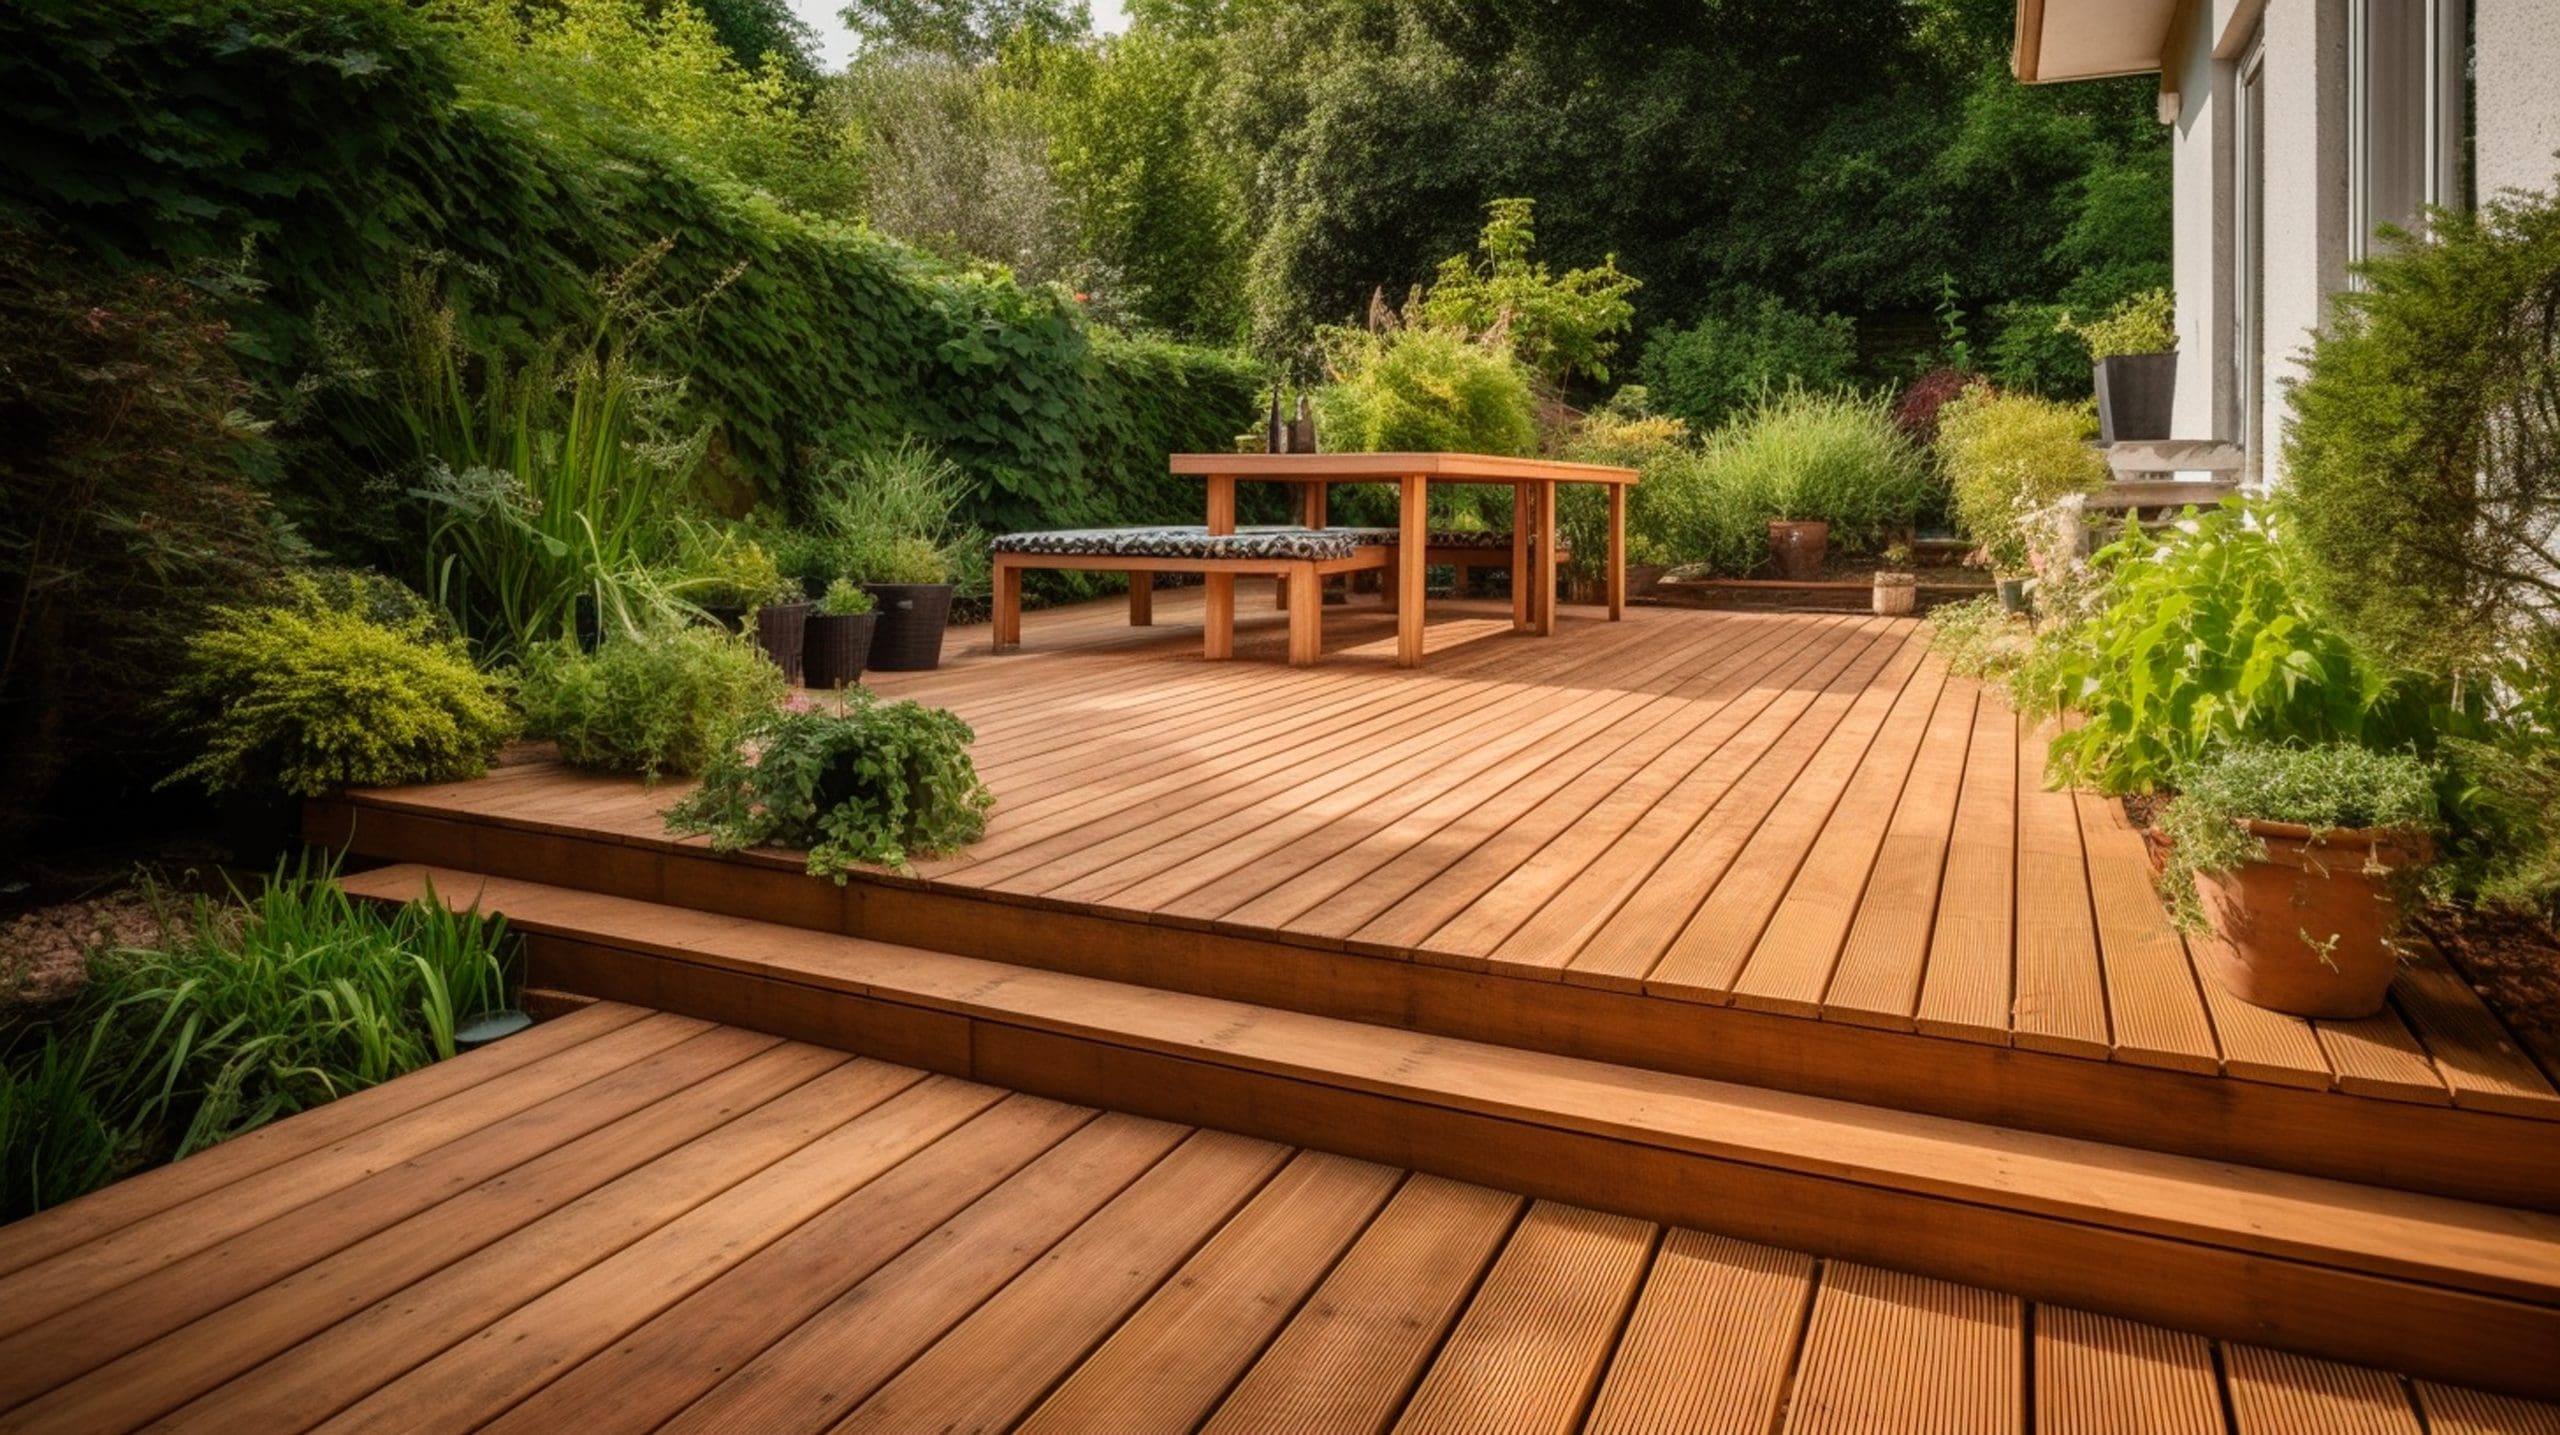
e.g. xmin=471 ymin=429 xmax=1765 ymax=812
xmin=1936 ymin=388 xmax=2107 ymax=575
xmin=666 ymin=520 xmax=796 ymax=611
xmin=815 ymin=578 xmax=878 ymax=615
xmin=1415 ymin=198 xmax=1641 ymax=388
xmin=2018 ymin=503 xmax=2464 ymax=794
xmin=1314 ymin=326 xmax=1539 ymax=459
xmin=1924 ymin=593 xmax=2034 ymax=681
xmin=665 ymin=693 xmax=994 ymax=877
xmin=1639 ymin=386 xmax=1931 ymax=574
xmin=162 ymin=574 xmax=517 ymax=798
xmin=2156 ymin=743 xmax=2440 ymax=929
xmin=800 ymin=440 xmax=984 ymax=592
xmin=1637 ymin=293 xmax=1859 ymax=434
xmin=2062 ymin=286 xmax=2175 ymax=360
xmin=1 ymin=861 xmax=515 ymax=1217
xmin=517 ymin=626 xmax=783 ymax=781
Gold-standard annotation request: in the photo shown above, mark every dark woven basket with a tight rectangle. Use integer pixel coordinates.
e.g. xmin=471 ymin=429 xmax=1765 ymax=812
xmin=862 ymin=583 xmax=953 ymax=671
xmin=802 ymin=611 xmax=877 ymax=690
xmin=754 ymin=601 xmax=812 ymax=685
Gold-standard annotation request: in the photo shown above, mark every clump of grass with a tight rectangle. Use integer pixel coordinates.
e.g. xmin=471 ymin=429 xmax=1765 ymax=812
xmin=0 ymin=860 xmax=515 ymax=1220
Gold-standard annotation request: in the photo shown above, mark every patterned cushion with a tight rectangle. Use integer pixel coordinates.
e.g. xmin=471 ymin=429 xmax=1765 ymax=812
xmin=1331 ymin=528 xmax=1555 ymax=550
xmin=991 ymin=526 xmax=1362 ymax=561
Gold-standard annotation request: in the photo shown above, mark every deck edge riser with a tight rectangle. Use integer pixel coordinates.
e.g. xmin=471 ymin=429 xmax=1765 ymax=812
xmin=307 ymin=800 xmax=2560 ymax=1213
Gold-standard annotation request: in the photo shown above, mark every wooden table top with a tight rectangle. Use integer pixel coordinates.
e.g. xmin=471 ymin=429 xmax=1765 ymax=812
xmin=1169 ymin=452 xmax=1639 ymax=484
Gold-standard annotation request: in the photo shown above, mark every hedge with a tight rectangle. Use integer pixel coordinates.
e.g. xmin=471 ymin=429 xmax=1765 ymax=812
xmin=0 ymin=0 xmax=1257 ymax=548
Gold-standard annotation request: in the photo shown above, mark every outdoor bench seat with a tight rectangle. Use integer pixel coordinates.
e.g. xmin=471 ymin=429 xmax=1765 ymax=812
xmin=991 ymin=525 xmax=1392 ymax=666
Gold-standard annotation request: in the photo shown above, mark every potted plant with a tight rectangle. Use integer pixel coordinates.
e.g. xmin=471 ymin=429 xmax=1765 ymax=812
xmin=808 ymin=441 xmax=981 ymax=672
xmin=2156 ymin=743 xmax=2439 ymax=1018
xmin=1872 ymin=542 xmax=1917 ymax=616
xmin=802 ymin=578 xmax=879 ymax=690
xmin=675 ymin=527 xmax=807 ymax=682
xmin=2066 ymin=289 xmax=2177 ymax=443
xmin=1766 ymin=515 xmax=1829 ymax=581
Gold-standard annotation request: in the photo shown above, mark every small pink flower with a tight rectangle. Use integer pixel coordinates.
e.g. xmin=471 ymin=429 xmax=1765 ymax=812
xmin=782 ymin=692 xmax=817 ymax=713
xmin=1073 ymin=292 xmax=1090 ymax=304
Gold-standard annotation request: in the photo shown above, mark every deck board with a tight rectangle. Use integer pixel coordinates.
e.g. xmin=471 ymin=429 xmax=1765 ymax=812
xmin=1 ymin=1008 xmax=2549 ymax=1432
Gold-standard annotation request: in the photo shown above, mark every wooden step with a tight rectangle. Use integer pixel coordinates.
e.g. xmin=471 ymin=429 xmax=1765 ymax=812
xmin=342 ymin=863 xmax=2560 ymax=1401
xmin=308 ymin=793 xmax=2560 ymax=1212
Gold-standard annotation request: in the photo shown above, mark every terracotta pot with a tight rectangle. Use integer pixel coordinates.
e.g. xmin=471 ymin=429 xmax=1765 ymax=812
xmin=2191 ymin=820 xmax=2431 ymax=1019
xmin=1872 ymin=572 xmax=1917 ymax=616
xmin=1767 ymin=520 xmax=1829 ymax=581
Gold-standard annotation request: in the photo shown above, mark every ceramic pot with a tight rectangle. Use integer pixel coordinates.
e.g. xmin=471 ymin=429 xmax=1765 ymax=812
xmin=1872 ymin=571 xmax=1917 ymax=616
xmin=2094 ymin=352 xmax=2177 ymax=443
xmin=1767 ymin=520 xmax=1830 ymax=581
xmin=1996 ymin=577 xmax=2031 ymax=615
xmin=2191 ymin=821 xmax=2430 ymax=1019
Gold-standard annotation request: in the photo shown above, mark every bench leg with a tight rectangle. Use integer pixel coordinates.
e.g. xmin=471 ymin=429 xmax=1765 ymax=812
xmin=1286 ymin=563 xmax=1322 ymax=666
xmin=1607 ymin=483 xmax=1626 ymax=620
xmin=1129 ymin=572 xmax=1152 ymax=627
xmin=1535 ymin=481 xmax=1560 ymax=636
xmin=1203 ymin=573 xmax=1235 ymax=660
xmin=993 ymin=559 xmax=1023 ymax=650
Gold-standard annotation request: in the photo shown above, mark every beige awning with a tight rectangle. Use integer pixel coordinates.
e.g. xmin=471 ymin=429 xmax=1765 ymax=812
xmin=2012 ymin=0 xmax=2180 ymax=83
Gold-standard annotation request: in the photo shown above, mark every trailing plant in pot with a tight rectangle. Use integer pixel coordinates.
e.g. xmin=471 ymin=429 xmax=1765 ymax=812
xmin=1872 ymin=542 xmax=1917 ymax=616
xmin=803 ymin=579 xmax=879 ymax=690
xmin=2157 ymin=743 xmax=2440 ymax=1018
xmin=2065 ymin=288 xmax=2176 ymax=442
xmin=664 ymin=690 xmax=995 ymax=877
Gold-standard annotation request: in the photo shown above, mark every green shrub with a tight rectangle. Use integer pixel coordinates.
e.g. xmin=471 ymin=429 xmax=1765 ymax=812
xmin=1315 ymin=327 xmax=1539 ymax=458
xmin=1924 ymin=593 xmax=2034 ymax=682
xmin=666 ymin=520 xmax=796 ymax=611
xmin=1640 ymin=387 xmax=1930 ymax=575
xmin=2018 ymin=503 xmax=2464 ymax=794
xmin=2282 ymin=186 xmax=2560 ymax=693
xmin=1415 ymin=198 xmax=1641 ymax=388
xmin=1 ymin=863 xmax=515 ymax=1216
xmin=2062 ymin=287 xmax=2175 ymax=361
xmin=517 ymin=627 xmax=783 ymax=781
xmin=1936 ymin=387 xmax=2107 ymax=574
xmin=665 ymin=693 xmax=994 ymax=877
xmin=800 ymin=440 xmax=984 ymax=591
xmin=2156 ymin=743 xmax=2440 ymax=929
xmin=163 ymin=574 xmax=516 ymax=798
xmin=1637 ymin=294 xmax=1859 ymax=433
xmin=816 ymin=578 xmax=876 ymax=615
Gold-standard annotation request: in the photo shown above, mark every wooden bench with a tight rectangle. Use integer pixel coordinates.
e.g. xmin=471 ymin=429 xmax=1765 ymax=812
xmin=991 ymin=527 xmax=1393 ymax=666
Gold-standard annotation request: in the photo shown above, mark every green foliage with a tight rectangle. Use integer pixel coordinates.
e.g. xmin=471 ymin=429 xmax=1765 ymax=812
xmin=2018 ymin=504 xmax=2464 ymax=795
xmin=665 ymin=694 xmax=995 ymax=876
xmin=2 ymin=864 xmax=515 ymax=1216
xmin=1315 ymin=328 xmax=1538 ymax=458
xmin=667 ymin=520 xmax=796 ymax=610
xmin=2157 ymin=743 xmax=2441 ymax=927
xmin=799 ymin=439 xmax=984 ymax=590
xmin=841 ymin=0 xmax=1090 ymax=61
xmin=1935 ymin=387 xmax=2106 ymax=573
xmin=163 ymin=575 xmax=517 ymax=798
xmin=439 ymin=0 xmax=860 ymax=213
xmin=2062 ymin=286 xmax=2174 ymax=360
xmin=1984 ymin=301 xmax=2090 ymax=398
xmin=817 ymin=578 xmax=878 ymax=615
xmin=517 ymin=627 xmax=784 ymax=781
xmin=2282 ymin=186 xmax=2560 ymax=691
xmin=1637 ymin=294 xmax=1859 ymax=434
xmin=1415 ymin=199 xmax=1640 ymax=388
xmin=1640 ymin=388 xmax=1931 ymax=575
xmin=0 ymin=227 xmax=291 ymax=858
xmin=1924 ymin=593 xmax=2034 ymax=682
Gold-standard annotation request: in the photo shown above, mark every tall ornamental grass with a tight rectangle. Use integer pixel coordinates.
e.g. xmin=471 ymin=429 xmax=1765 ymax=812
xmin=1642 ymin=387 xmax=1932 ymax=575
xmin=0 ymin=864 xmax=515 ymax=1220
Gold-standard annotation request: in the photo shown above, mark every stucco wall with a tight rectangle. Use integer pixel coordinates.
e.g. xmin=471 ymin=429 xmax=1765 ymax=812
xmin=2475 ymin=0 xmax=2560 ymax=200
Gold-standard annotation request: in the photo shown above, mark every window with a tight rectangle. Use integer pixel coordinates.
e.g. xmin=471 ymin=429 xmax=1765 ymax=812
xmin=2350 ymin=0 xmax=2471 ymax=264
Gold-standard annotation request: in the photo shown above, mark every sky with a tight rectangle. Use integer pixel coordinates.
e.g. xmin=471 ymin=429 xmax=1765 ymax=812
xmin=787 ymin=0 xmax=1130 ymax=73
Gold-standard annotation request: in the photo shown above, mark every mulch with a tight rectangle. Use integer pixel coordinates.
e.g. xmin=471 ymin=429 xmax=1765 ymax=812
xmin=2423 ymin=903 xmax=2560 ymax=1079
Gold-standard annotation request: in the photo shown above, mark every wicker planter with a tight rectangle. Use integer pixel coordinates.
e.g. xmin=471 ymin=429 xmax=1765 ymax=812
xmin=802 ymin=611 xmax=878 ymax=690
xmin=863 ymin=583 xmax=954 ymax=671
xmin=2191 ymin=821 xmax=2430 ymax=1019
xmin=1872 ymin=571 xmax=1917 ymax=616
xmin=754 ymin=601 xmax=812 ymax=685
xmin=1766 ymin=520 xmax=1829 ymax=581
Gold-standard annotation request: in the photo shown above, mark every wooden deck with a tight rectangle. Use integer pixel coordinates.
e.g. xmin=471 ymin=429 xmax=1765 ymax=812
xmin=4 ymin=999 xmax=2552 ymax=1435
xmin=312 ymin=589 xmax=2560 ymax=1208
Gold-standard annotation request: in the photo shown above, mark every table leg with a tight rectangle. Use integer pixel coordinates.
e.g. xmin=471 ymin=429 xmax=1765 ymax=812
xmin=1129 ymin=572 xmax=1153 ymax=627
xmin=1398 ymin=475 xmax=1428 ymax=667
xmin=1511 ymin=482 xmax=1532 ymax=633
xmin=1535 ymin=480 xmax=1559 ymax=636
xmin=1205 ymin=475 xmax=1236 ymax=660
xmin=1607 ymin=483 xmax=1627 ymax=621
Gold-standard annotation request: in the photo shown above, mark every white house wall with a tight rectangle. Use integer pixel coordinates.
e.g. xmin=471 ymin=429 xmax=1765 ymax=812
xmin=2476 ymin=0 xmax=2560 ymax=201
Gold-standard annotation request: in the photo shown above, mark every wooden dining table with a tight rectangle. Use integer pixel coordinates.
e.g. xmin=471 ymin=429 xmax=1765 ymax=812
xmin=1167 ymin=452 xmax=1641 ymax=669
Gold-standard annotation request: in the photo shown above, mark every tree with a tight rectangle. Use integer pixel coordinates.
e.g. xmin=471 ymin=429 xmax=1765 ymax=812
xmin=840 ymin=0 xmax=1089 ymax=61
xmin=686 ymin=0 xmax=822 ymax=80
xmin=1416 ymin=198 xmax=1638 ymax=390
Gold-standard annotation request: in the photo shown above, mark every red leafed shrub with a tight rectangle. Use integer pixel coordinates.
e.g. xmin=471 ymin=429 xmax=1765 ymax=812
xmin=1894 ymin=366 xmax=1982 ymax=447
